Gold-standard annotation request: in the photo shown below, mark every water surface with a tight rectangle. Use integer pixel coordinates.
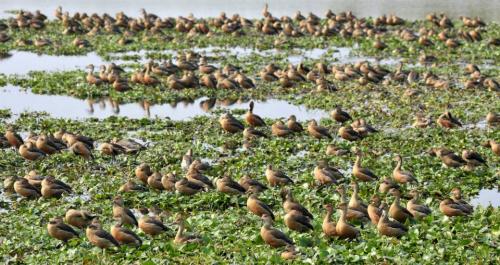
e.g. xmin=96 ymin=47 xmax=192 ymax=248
xmin=470 ymin=189 xmax=500 ymax=208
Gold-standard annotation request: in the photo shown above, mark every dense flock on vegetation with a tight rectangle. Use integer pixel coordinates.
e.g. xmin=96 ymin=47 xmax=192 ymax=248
xmin=0 ymin=5 xmax=499 ymax=264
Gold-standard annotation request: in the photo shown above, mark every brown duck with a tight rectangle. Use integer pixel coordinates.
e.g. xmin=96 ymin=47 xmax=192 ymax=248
xmin=14 ymin=177 xmax=41 ymax=199
xmin=65 ymin=209 xmax=96 ymax=229
xmin=260 ymin=214 xmax=294 ymax=248
xmin=437 ymin=111 xmax=462 ymax=128
xmin=406 ymin=190 xmax=431 ymax=219
xmin=215 ymin=175 xmax=246 ymax=195
xmin=331 ymin=106 xmax=352 ymax=123
xmin=112 ymin=196 xmax=138 ymax=227
xmin=388 ymin=188 xmax=413 ymax=223
xmin=41 ymin=176 xmax=72 ymax=198
xmin=287 ymin=115 xmax=303 ymax=132
xmin=47 ymin=217 xmax=79 ymax=243
xmin=238 ymin=175 xmax=268 ymax=193
xmin=307 ymin=119 xmax=332 ymax=139
xmin=338 ymin=125 xmax=362 ymax=141
xmin=247 ymin=187 xmax=275 ymax=220
xmin=393 ymin=155 xmax=418 ymax=184
xmin=271 ymin=120 xmax=293 ymax=137
xmin=322 ymin=204 xmax=338 ymax=237
xmin=336 ymin=202 xmax=360 ymax=239
xmin=86 ymin=223 xmax=120 ymax=249
xmin=111 ymin=222 xmax=142 ymax=246
xmin=219 ymin=113 xmax=245 ymax=133
xmin=352 ymin=152 xmax=378 ymax=182
xmin=377 ymin=208 xmax=408 ymax=238
xmin=266 ymin=165 xmax=294 ymax=186
xmin=19 ymin=143 xmax=46 ymax=161
xmin=245 ymin=101 xmax=266 ymax=127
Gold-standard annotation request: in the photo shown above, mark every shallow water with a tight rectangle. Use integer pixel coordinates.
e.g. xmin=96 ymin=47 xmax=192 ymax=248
xmin=0 ymin=86 xmax=328 ymax=121
xmin=470 ymin=189 xmax=500 ymax=208
xmin=1 ymin=0 xmax=498 ymax=21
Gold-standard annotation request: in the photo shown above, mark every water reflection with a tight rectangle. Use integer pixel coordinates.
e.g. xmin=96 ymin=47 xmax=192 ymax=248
xmin=470 ymin=189 xmax=500 ymax=208
xmin=0 ymin=86 xmax=328 ymax=120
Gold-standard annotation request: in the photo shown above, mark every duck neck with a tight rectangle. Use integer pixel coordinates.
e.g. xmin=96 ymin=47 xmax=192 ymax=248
xmin=355 ymin=155 xmax=361 ymax=167
xmin=339 ymin=209 xmax=347 ymax=222
xmin=394 ymin=194 xmax=401 ymax=205
xmin=324 ymin=209 xmax=332 ymax=223
xmin=176 ymin=222 xmax=185 ymax=239
xmin=395 ymin=158 xmax=402 ymax=171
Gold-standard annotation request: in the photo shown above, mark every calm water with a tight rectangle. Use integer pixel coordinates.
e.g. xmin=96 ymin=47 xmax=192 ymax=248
xmin=0 ymin=86 xmax=328 ymax=120
xmin=0 ymin=0 xmax=499 ymax=21
xmin=470 ymin=189 xmax=500 ymax=208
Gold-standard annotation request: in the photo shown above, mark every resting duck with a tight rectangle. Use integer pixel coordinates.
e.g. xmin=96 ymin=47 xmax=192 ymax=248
xmin=112 ymin=196 xmax=138 ymax=227
xmin=238 ymin=175 xmax=268 ymax=193
xmin=135 ymin=163 xmax=152 ymax=184
xmin=47 ymin=217 xmax=79 ymax=243
xmin=86 ymin=222 xmax=120 ymax=249
xmin=313 ymin=160 xmax=343 ymax=185
xmin=219 ymin=113 xmax=245 ymax=133
xmin=326 ymin=144 xmax=350 ymax=156
xmin=243 ymin=127 xmax=268 ymax=139
xmin=377 ymin=208 xmax=408 ymax=238
xmin=138 ymin=213 xmax=168 ymax=236
xmin=175 ymin=177 xmax=204 ymax=196
xmin=19 ymin=143 xmax=46 ymax=161
xmin=429 ymin=148 xmax=466 ymax=168
xmin=450 ymin=188 xmax=473 ymax=214
xmin=379 ymin=177 xmax=400 ymax=193
xmin=174 ymin=214 xmax=202 ymax=244
xmin=331 ymin=106 xmax=352 ymax=123
xmin=284 ymin=209 xmax=313 ymax=232
xmin=461 ymin=150 xmax=487 ymax=168
xmin=13 ymin=177 xmax=41 ymax=199
xmin=439 ymin=198 xmax=470 ymax=217
xmin=215 ymin=175 xmax=246 ymax=195
xmin=281 ymin=188 xmax=313 ymax=219
xmin=307 ymin=120 xmax=332 ymax=139
xmin=111 ymin=222 xmax=142 ymax=247
xmin=287 ymin=115 xmax=303 ymax=132
xmin=338 ymin=125 xmax=362 ymax=141
xmin=266 ymin=165 xmax=294 ymax=186
xmin=246 ymin=187 xmax=275 ymax=220
xmin=41 ymin=176 xmax=72 ymax=198
xmin=272 ymin=120 xmax=293 ymax=137
xmin=65 ymin=208 xmax=96 ymax=229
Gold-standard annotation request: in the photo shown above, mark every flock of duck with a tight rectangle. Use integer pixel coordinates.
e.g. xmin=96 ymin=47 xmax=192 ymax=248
xmin=1 ymin=97 xmax=498 ymax=258
xmin=0 ymin=6 xmax=498 ymax=261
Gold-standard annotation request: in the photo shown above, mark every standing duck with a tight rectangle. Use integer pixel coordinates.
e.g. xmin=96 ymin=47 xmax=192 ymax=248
xmin=336 ymin=202 xmax=360 ymax=239
xmin=437 ymin=111 xmax=462 ymax=128
xmin=215 ymin=175 xmax=246 ymax=195
xmin=47 ymin=217 xmax=79 ymax=243
xmin=181 ymin=149 xmax=193 ymax=171
xmin=246 ymin=187 xmax=275 ymax=220
xmin=260 ymin=214 xmax=294 ymax=248
xmin=281 ymin=189 xmax=313 ymax=219
xmin=266 ymin=165 xmax=294 ymax=186
xmin=112 ymin=196 xmax=138 ymax=227
xmin=406 ymin=190 xmax=431 ymax=219
xmin=307 ymin=120 xmax=332 ymax=139
xmin=245 ymin=101 xmax=266 ymax=127
xmin=388 ymin=188 xmax=413 ymax=223
xmin=219 ymin=113 xmax=245 ymax=133
xmin=86 ymin=223 xmax=120 ymax=249
xmin=284 ymin=210 xmax=313 ymax=232
xmin=379 ymin=177 xmax=401 ymax=193
xmin=138 ymin=213 xmax=168 ymax=237
xmin=392 ymin=155 xmax=418 ymax=184
xmin=161 ymin=172 xmax=177 ymax=191
xmin=352 ymin=152 xmax=379 ymax=182
xmin=322 ymin=204 xmax=338 ymax=238
xmin=348 ymin=182 xmax=368 ymax=215
xmin=336 ymin=185 xmax=369 ymax=222
xmin=272 ymin=120 xmax=293 ymax=137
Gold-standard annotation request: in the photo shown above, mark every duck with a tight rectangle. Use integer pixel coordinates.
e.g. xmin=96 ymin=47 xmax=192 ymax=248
xmin=14 ymin=177 xmax=41 ymax=199
xmin=135 ymin=163 xmax=152 ymax=185
xmin=243 ymin=127 xmax=268 ymax=139
xmin=338 ymin=126 xmax=362 ymax=141
xmin=336 ymin=202 xmax=360 ymax=239
xmin=322 ymin=204 xmax=338 ymax=237
xmin=147 ymin=172 xmax=165 ymax=190
xmin=388 ymin=188 xmax=413 ymax=223
xmin=352 ymin=151 xmax=378 ymax=182
xmin=246 ymin=187 xmax=275 ymax=220
xmin=266 ymin=165 xmax=294 ymax=186
xmin=65 ymin=209 xmax=96 ymax=229
xmin=437 ymin=111 xmax=462 ymax=128
xmin=47 ymin=217 xmax=79 ymax=243
xmin=238 ymin=175 xmax=268 ymax=193
xmin=98 ymin=142 xmax=125 ymax=156
xmin=392 ymin=155 xmax=418 ymax=184
xmin=271 ymin=120 xmax=293 ymax=137
xmin=287 ymin=115 xmax=303 ymax=132
xmin=35 ymin=134 xmax=64 ymax=154
xmin=461 ymin=150 xmax=487 ymax=168
xmin=284 ymin=210 xmax=313 ymax=232
xmin=336 ymin=185 xmax=369 ymax=222
xmin=406 ymin=190 xmax=431 ymax=219
xmin=19 ymin=143 xmax=46 ymax=161
xmin=181 ymin=149 xmax=193 ymax=171
xmin=215 ymin=175 xmax=246 ymax=195
xmin=439 ymin=198 xmax=470 ymax=217
xmin=186 ymin=167 xmax=214 ymax=189
xmin=482 ymin=140 xmax=500 ymax=156
xmin=325 ymin=144 xmax=349 ymax=156
xmin=161 ymin=172 xmax=177 ymax=191
xmin=307 ymin=120 xmax=332 ymax=139
xmin=351 ymin=119 xmax=378 ymax=137
xmin=219 ymin=113 xmax=245 ymax=133
xmin=379 ymin=177 xmax=400 ymax=193
xmin=245 ymin=101 xmax=266 ymax=127
xmin=486 ymin=112 xmax=499 ymax=126
xmin=260 ymin=214 xmax=294 ymax=248
xmin=110 ymin=138 xmax=145 ymax=154
xmin=331 ymin=106 xmax=352 ymax=123
xmin=112 ymin=196 xmax=138 ymax=227
xmin=175 ymin=177 xmax=204 ymax=195
xmin=281 ymin=189 xmax=313 ymax=219
xmin=313 ymin=160 xmax=343 ymax=185
xmin=377 ymin=208 xmax=408 ymax=238
xmin=348 ymin=182 xmax=368 ymax=215
xmin=429 ymin=148 xmax=466 ymax=168
xmin=367 ymin=196 xmax=383 ymax=225
xmin=85 ymin=64 xmax=103 ymax=85
xmin=281 ymin=245 xmax=299 ymax=260
xmin=138 ymin=214 xmax=168 ymax=236
xmin=111 ymin=222 xmax=142 ymax=247
xmin=3 ymin=176 xmax=16 ymax=192
xmin=450 ymin=188 xmax=473 ymax=214
xmin=174 ymin=214 xmax=202 ymax=244
xmin=86 ymin=223 xmax=120 ymax=249
xmin=119 ymin=180 xmax=148 ymax=193
xmin=69 ymin=141 xmax=93 ymax=160
xmin=41 ymin=176 xmax=72 ymax=198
